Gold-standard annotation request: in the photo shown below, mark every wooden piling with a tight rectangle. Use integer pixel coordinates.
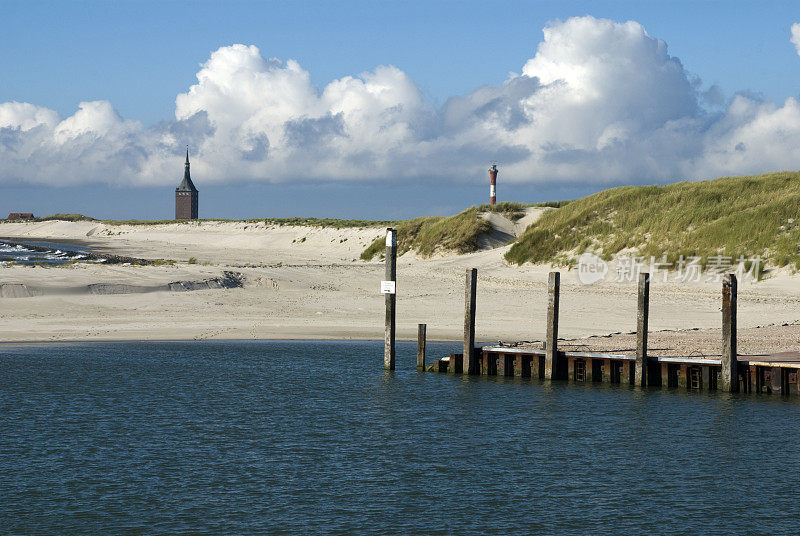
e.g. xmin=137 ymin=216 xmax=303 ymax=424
xmin=449 ymin=353 xmax=464 ymax=374
xmin=384 ymin=228 xmax=397 ymax=370
xmin=514 ymin=355 xmax=532 ymax=378
xmin=635 ymin=273 xmax=650 ymax=387
xmin=721 ymin=273 xmax=738 ymax=392
xmin=463 ymin=268 xmax=478 ymax=375
xmin=544 ymin=271 xmax=561 ymax=380
xmin=417 ymin=323 xmax=426 ymax=370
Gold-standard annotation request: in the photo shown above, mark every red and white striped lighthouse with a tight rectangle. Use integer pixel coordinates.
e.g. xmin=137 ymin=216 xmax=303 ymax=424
xmin=489 ymin=163 xmax=498 ymax=205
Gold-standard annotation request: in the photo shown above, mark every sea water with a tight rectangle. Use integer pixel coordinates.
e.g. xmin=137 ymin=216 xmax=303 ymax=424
xmin=2 ymin=340 xmax=798 ymax=535
xmin=0 ymin=240 xmax=94 ymax=266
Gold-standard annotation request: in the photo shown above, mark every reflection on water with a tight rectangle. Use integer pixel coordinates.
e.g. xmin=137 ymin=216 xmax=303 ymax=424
xmin=1 ymin=340 xmax=798 ymax=534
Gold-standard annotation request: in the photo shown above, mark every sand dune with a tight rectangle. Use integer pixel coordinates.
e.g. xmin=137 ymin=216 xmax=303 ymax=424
xmin=1 ymin=219 xmax=384 ymax=264
xmin=2 ymin=215 xmax=800 ymax=345
xmin=0 ymin=271 xmax=243 ymax=298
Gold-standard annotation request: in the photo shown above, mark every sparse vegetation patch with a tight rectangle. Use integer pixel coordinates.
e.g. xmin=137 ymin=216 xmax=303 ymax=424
xmin=23 ymin=215 xmax=396 ymax=228
xmin=360 ymin=207 xmax=493 ymax=260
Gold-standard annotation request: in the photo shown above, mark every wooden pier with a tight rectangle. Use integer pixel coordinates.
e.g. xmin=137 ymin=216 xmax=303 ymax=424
xmin=432 ymin=347 xmax=800 ymax=395
xmin=419 ymin=267 xmax=800 ymax=396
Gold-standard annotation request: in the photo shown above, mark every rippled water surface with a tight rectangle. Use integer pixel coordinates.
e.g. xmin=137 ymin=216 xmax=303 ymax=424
xmin=0 ymin=239 xmax=93 ymax=265
xmin=2 ymin=340 xmax=799 ymax=535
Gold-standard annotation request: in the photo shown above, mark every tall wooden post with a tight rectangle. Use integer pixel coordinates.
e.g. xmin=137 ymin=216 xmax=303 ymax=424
xmin=417 ymin=323 xmax=427 ymax=370
xmin=722 ymin=273 xmax=739 ymax=392
xmin=544 ymin=271 xmax=560 ymax=380
xmin=464 ymin=268 xmax=478 ymax=375
xmin=635 ymin=273 xmax=650 ymax=387
xmin=384 ymin=228 xmax=397 ymax=370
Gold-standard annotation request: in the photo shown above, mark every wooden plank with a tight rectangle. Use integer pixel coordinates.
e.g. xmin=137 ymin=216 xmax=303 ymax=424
xmin=449 ymin=353 xmax=464 ymax=374
xmin=656 ymin=357 xmax=722 ymax=365
xmin=721 ymin=273 xmax=738 ymax=392
xmin=463 ymin=268 xmax=478 ymax=375
xmin=564 ymin=351 xmax=635 ymax=361
xmin=503 ymin=354 xmax=515 ymax=377
xmin=484 ymin=352 xmax=498 ymax=376
xmin=600 ymin=358 xmax=611 ymax=383
xmin=544 ymin=271 xmax=561 ymax=380
xmin=417 ymin=323 xmax=426 ymax=370
xmin=746 ymin=361 xmax=800 ymax=369
xmin=384 ymin=228 xmax=397 ymax=370
xmin=635 ymin=273 xmax=650 ymax=387
xmin=481 ymin=346 xmax=546 ymax=356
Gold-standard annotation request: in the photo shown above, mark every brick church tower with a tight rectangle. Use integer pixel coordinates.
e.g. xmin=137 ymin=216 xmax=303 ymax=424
xmin=175 ymin=147 xmax=199 ymax=220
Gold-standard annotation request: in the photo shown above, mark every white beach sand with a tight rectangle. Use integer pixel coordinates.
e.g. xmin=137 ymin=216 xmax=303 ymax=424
xmin=2 ymin=214 xmax=800 ymax=347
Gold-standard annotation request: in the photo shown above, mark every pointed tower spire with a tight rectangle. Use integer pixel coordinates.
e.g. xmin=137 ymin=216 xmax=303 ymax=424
xmin=177 ymin=145 xmax=197 ymax=193
xmin=176 ymin=144 xmax=199 ymax=219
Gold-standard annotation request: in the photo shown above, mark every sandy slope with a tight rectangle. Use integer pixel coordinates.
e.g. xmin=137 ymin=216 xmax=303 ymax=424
xmin=478 ymin=207 xmax=552 ymax=248
xmin=2 ymin=212 xmax=800 ymax=346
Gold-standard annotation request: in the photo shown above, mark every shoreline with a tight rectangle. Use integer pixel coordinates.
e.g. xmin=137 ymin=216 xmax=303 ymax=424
xmin=0 ymin=336 xmax=463 ymax=346
xmin=3 ymin=322 xmax=796 ymax=356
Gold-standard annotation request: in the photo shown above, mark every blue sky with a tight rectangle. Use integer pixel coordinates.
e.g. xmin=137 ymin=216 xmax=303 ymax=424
xmin=2 ymin=0 xmax=800 ymax=220
xmin=4 ymin=0 xmax=800 ymax=125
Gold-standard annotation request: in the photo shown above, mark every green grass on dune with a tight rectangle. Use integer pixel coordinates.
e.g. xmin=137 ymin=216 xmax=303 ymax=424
xmin=505 ymin=171 xmax=800 ymax=269
xmin=30 ymin=214 xmax=394 ymax=229
xmin=360 ymin=207 xmax=493 ymax=260
xmin=103 ymin=217 xmax=395 ymax=228
xmin=256 ymin=217 xmax=395 ymax=229
xmin=475 ymin=200 xmax=573 ymax=221
xmin=475 ymin=202 xmax=531 ymax=221
xmin=36 ymin=213 xmax=97 ymax=222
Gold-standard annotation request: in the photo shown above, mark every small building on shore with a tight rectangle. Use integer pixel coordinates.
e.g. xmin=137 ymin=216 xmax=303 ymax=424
xmin=175 ymin=148 xmax=199 ymax=220
xmin=7 ymin=213 xmax=34 ymax=220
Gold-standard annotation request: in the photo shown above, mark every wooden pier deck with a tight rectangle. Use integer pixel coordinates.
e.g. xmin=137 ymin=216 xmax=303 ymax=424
xmin=432 ymin=347 xmax=800 ymax=395
xmin=416 ymin=263 xmax=800 ymax=395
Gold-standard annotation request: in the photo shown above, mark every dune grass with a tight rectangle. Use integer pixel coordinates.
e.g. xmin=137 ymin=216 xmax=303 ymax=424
xmin=36 ymin=213 xmax=97 ymax=222
xmin=360 ymin=207 xmax=493 ymax=260
xmin=475 ymin=200 xmax=572 ymax=221
xmin=505 ymin=171 xmax=800 ymax=269
xmin=29 ymin=214 xmax=394 ymax=228
xmin=257 ymin=217 xmax=395 ymax=229
xmin=530 ymin=200 xmax=573 ymax=209
xmin=475 ymin=202 xmax=531 ymax=221
xmin=102 ymin=217 xmax=395 ymax=228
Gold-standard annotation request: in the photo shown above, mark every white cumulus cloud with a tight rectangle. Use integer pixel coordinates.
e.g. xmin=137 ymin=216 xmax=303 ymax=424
xmin=0 ymin=102 xmax=60 ymax=131
xmin=170 ymin=44 xmax=434 ymax=181
xmin=791 ymin=22 xmax=800 ymax=55
xmin=2 ymin=16 xmax=800 ymax=188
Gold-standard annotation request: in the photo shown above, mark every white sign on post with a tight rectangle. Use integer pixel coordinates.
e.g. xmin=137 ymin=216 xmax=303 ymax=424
xmin=380 ymin=281 xmax=396 ymax=294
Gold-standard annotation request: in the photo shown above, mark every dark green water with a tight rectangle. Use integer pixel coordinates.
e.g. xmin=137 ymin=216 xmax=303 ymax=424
xmin=1 ymin=340 xmax=798 ymax=535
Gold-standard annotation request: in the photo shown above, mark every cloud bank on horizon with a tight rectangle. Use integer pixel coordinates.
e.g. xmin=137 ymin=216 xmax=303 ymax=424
xmin=3 ymin=16 xmax=800 ymax=188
